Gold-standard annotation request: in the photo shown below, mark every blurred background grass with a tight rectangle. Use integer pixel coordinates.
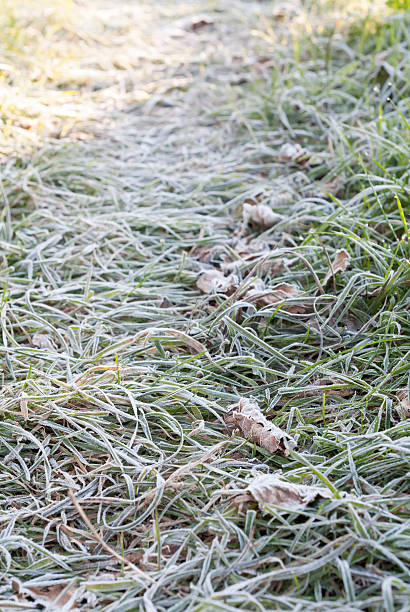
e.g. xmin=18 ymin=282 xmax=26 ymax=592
xmin=0 ymin=0 xmax=402 ymax=155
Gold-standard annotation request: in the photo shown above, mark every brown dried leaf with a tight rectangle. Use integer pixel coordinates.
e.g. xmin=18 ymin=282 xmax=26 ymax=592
xmin=27 ymin=584 xmax=77 ymax=609
xmin=224 ymin=397 xmax=295 ymax=454
xmin=258 ymin=259 xmax=284 ymax=276
xmin=20 ymin=392 xmax=28 ymax=421
xmin=190 ymin=244 xmax=215 ymax=262
xmin=396 ymin=390 xmax=410 ymax=418
xmin=298 ymin=377 xmax=354 ymax=398
xmin=186 ymin=18 xmax=214 ymax=32
xmin=245 ymin=282 xmax=300 ymax=306
xmin=308 ymin=315 xmax=362 ymax=335
xmin=221 ymin=239 xmax=268 ymax=269
xmin=323 ymin=249 xmax=351 ymax=286
xmin=320 ymin=175 xmax=343 ymax=196
xmin=243 ymin=203 xmax=282 ymax=228
xmin=246 ymin=473 xmax=332 ymax=511
xmin=196 ymin=269 xmax=237 ymax=294
xmin=221 ymin=239 xmax=284 ymax=276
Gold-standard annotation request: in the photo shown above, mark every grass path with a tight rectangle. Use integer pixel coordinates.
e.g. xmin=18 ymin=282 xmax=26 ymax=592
xmin=0 ymin=1 xmax=409 ymax=610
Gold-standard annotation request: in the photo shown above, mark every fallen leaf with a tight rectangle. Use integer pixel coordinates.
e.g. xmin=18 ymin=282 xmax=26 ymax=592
xmin=243 ymin=203 xmax=282 ymax=228
xmin=297 ymin=377 xmax=354 ymax=398
xmin=20 ymin=392 xmax=28 ymax=421
xmin=221 ymin=238 xmax=268 ymax=269
xmin=224 ymin=397 xmax=295 ymax=454
xmin=308 ymin=315 xmax=362 ymax=335
xmin=196 ymin=269 xmax=237 ymax=294
xmin=279 ymin=142 xmax=308 ymax=163
xmin=187 ymin=18 xmax=213 ymax=32
xmin=245 ymin=282 xmax=300 ymax=306
xmin=32 ymin=332 xmax=55 ymax=351
xmin=190 ymin=244 xmax=216 ymax=262
xmin=319 ymin=175 xmax=343 ymax=196
xmin=254 ymin=56 xmax=274 ymax=74
xmin=323 ymin=249 xmax=351 ymax=286
xmin=27 ymin=584 xmax=78 ymax=609
xmin=396 ymin=390 xmax=410 ymax=418
xmin=244 ymin=473 xmax=332 ymax=511
xmin=221 ymin=239 xmax=283 ymax=276
xmin=258 ymin=259 xmax=284 ymax=276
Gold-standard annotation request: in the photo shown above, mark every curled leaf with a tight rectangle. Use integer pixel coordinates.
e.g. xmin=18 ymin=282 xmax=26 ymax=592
xmin=246 ymin=473 xmax=332 ymax=511
xmin=224 ymin=397 xmax=295 ymax=454
xmin=279 ymin=142 xmax=307 ymax=163
xmin=323 ymin=249 xmax=351 ymax=286
xmin=196 ymin=269 xmax=237 ymax=294
xmin=243 ymin=203 xmax=282 ymax=228
xmin=245 ymin=281 xmax=300 ymax=306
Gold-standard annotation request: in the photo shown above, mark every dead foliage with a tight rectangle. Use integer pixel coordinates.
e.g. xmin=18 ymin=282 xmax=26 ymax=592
xmin=243 ymin=202 xmax=282 ymax=228
xmin=279 ymin=142 xmax=309 ymax=163
xmin=196 ymin=268 xmax=300 ymax=311
xmin=323 ymin=249 xmax=351 ymax=286
xmin=396 ymin=390 xmax=410 ymax=418
xmin=235 ymin=473 xmax=332 ymax=512
xmin=186 ymin=18 xmax=214 ymax=32
xmin=196 ymin=269 xmax=238 ymax=294
xmin=19 ymin=392 xmax=29 ymax=421
xmin=224 ymin=397 xmax=295 ymax=454
xmin=296 ymin=377 xmax=354 ymax=398
xmin=25 ymin=584 xmax=78 ymax=609
xmin=244 ymin=281 xmax=300 ymax=306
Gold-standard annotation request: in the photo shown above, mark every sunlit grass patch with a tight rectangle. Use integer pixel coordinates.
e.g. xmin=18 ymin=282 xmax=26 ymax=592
xmin=0 ymin=0 xmax=178 ymax=154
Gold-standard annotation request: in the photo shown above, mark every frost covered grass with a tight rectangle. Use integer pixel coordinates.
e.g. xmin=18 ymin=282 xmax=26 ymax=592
xmin=0 ymin=0 xmax=409 ymax=610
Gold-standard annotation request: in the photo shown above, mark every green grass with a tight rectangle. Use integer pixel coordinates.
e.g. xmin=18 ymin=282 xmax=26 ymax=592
xmin=0 ymin=0 xmax=409 ymax=610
